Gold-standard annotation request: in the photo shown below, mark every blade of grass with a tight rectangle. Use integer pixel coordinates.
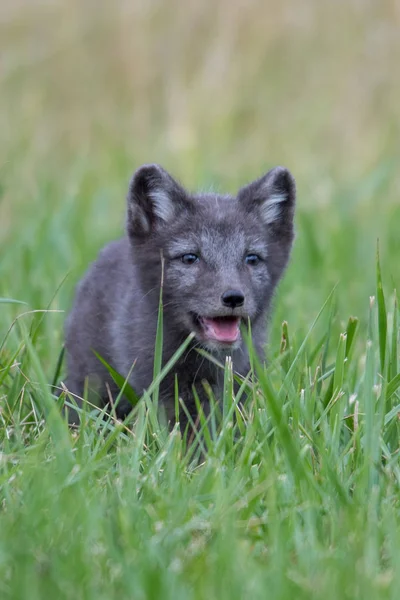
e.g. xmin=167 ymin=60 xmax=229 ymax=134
xmin=51 ymin=345 xmax=65 ymax=389
xmin=386 ymin=373 xmax=400 ymax=402
xmin=376 ymin=242 xmax=387 ymax=373
xmin=330 ymin=332 xmax=347 ymax=445
xmin=0 ymin=298 xmax=28 ymax=305
xmin=389 ymin=290 xmax=398 ymax=381
xmin=345 ymin=316 xmax=359 ymax=361
xmin=93 ymin=350 xmax=140 ymax=407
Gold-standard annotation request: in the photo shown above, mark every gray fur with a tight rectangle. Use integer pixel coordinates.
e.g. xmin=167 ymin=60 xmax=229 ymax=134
xmin=64 ymin=164 xmax=296 ymax=425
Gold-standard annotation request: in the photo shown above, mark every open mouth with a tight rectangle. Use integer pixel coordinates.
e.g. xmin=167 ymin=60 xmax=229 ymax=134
xmin=193 ymin=315 xmax=242 ymax=344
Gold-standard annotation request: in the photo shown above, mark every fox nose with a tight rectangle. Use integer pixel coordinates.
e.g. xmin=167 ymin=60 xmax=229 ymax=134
xmin=221 ymin=289 xmax=245 ymax=309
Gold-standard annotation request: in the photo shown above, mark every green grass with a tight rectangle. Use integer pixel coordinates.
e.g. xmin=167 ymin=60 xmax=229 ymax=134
xmin=1 ymin=1 xmax=400 ymax=598
xmin=1 ymin=262 xmax=400 ymax=600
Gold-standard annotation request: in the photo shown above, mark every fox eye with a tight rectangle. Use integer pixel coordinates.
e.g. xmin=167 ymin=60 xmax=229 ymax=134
xmin=181 ymin=253 xmax=199 ymax=265
xmin=245 ymin=254 xmax=261 ymax=266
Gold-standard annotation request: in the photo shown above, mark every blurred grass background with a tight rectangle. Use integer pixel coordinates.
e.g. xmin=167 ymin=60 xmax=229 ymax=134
xmin=1 ymin=0 xmax=400 ymax=360
xmin=1 ymin=4 xmax=400 ymax=598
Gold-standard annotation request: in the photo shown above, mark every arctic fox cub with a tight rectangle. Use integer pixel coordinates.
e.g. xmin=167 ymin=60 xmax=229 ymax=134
xmin=64 ymin=164 xmax=296 ymax=423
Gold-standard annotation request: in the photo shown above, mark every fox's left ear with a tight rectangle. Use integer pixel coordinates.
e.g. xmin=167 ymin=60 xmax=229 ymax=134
xmin=238 ymin=166 xmax=296 ymax=231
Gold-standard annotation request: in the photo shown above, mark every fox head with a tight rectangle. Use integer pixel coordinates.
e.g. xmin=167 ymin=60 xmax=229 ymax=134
xmin=126 ymin=164 xmax=296 ymax=351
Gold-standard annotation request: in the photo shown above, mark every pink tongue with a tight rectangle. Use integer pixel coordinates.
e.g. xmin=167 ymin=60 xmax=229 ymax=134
xmin=202 ymin=317 xmax=240 ymax=343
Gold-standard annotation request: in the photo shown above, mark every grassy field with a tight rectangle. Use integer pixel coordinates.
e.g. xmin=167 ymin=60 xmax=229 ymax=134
xmin=1 ymin=1 xmax=400 ymax=598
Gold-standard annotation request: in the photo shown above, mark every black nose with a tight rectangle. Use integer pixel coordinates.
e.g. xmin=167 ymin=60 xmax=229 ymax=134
xmin=221 ymin=289 xmax=245 ymax=309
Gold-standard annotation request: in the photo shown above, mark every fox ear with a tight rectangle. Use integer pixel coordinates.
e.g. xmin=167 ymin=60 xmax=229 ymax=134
xmin=127 ymin=164 xmax=187 ymax=237
xmin=238 ymin=166 xmax=296 ymax=230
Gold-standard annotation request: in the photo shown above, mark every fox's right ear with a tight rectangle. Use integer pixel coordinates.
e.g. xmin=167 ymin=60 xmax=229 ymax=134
xmin=127 ymin=164 xmax=188 ymax=237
